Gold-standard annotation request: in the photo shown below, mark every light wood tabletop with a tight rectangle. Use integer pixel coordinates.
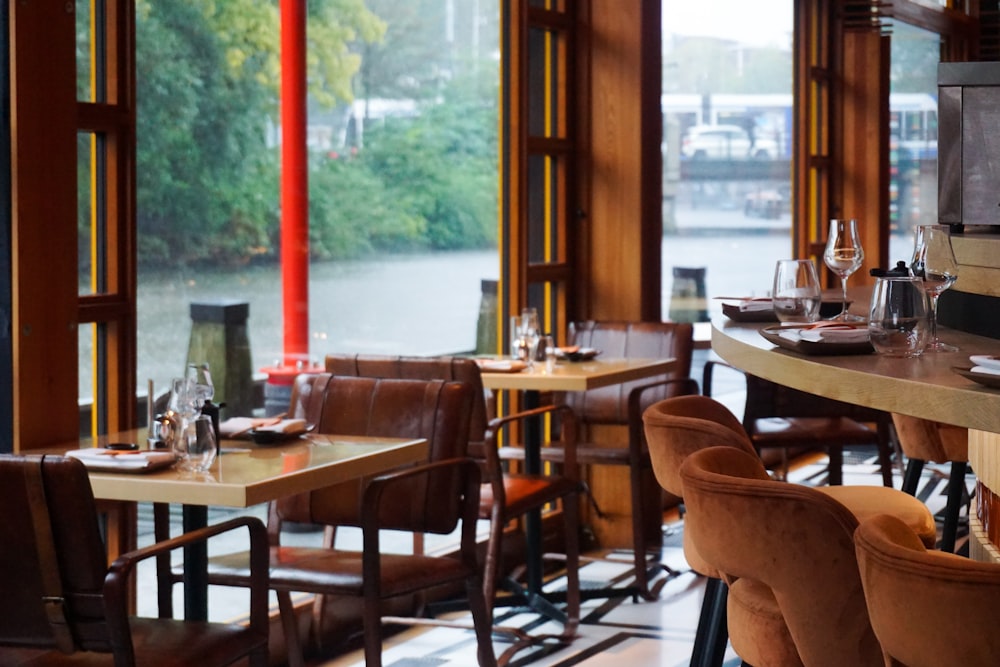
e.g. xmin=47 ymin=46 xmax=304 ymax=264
xmin=711 ymin=317 xmax=1000 ymax=433
xmin=478 ymin=356 xmax=677 ymax=392
xmin=40 ymin=430 xmax=429 ymax=507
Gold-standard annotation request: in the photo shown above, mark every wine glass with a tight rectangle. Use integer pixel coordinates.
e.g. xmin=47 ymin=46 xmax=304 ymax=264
xmin=911 ymin=224 xmax=959 ymax=352
xmin=823 ymin=218 xmax=865 ymax=322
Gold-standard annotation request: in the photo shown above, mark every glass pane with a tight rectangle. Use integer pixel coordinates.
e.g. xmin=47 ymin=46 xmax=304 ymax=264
xmin=888 ymin=21 xmax=940 ymax=263
xmin=135 ymin=1 xmax=500 ymax=402
xmin=528 ymin=27 xmax=560 ymax=138
xmin=527 ymin=153 xmax=560 ymax=264
xmin=663 ymin=0 xmax=793 ymax=317
xmin=76 ymin=0 xmax=106 ymax=103
xmin=79 ymin=322 xmax=105 ymax=435
xmin=77 ymin=131 xmax=103 ymax=296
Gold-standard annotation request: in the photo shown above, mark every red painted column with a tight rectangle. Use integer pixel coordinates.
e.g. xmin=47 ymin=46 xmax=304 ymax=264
xmin=280 ymin=0 xmax=309 ymax=364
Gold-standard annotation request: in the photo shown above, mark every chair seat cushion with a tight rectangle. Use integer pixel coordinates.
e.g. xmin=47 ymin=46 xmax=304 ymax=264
xmin=1 ymin=620 xmax=266 ymax=667
xmin=207 ymin=547 xmax=474 ymax=599
xmin=480 ymin=475 xmax=579 ymax=520
xmin=820 ymin=485 xmax=938 ymax=548
xmin=726 ymin=577 xmax=803 ymax=667
xmin=751 ymin=416 xmax=878 ymax=446
xmin=497 ymin=442 xmax=637 ymax=466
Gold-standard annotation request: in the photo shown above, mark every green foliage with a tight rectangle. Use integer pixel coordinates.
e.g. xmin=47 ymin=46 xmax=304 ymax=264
xmin=133 ymin=0 xmax=497 ymax=267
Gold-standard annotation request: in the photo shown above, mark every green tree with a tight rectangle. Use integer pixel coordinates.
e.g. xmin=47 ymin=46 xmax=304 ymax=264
xmin=134 ymin=0 xmax=382 ymax=266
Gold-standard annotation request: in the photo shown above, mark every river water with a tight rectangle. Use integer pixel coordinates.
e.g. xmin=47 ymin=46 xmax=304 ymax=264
xmin=119 ymin=225 xmax=913 ymax=403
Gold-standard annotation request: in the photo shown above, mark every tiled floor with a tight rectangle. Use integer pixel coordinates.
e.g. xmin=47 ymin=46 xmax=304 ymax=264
xmin=134 ymin=445 xmax=969 ymax=667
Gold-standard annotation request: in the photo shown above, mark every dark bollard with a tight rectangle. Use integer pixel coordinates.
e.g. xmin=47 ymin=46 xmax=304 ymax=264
xmin=669 ymin=267 xmax=709 ymax=323
xmin=187 ymin=302 xmax=254 ymax=417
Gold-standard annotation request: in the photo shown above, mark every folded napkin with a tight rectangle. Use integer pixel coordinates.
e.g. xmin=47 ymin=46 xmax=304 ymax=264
xmin=739 ymin=299 xmax=773 ymax=313
xmin=475 ymin=359 xmax=527 ymax=372
xmin=220 ymin=416 xmax=300 ymax=438
xmin=971 ymin=366 xmax=1000 ymax=377
xmin=797 ymin=324 xmax=870 ymax=344
xmin=252 ymin=418 xmax=308 ymax=435
xmin=66 ymin=448 xmax=176 ymax=469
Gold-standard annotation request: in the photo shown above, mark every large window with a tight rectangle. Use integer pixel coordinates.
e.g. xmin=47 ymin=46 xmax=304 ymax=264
xmin=662 ymin=0 xmax=793 ymax=314
xmin=85 ymin=1 xmax=501 ymax=419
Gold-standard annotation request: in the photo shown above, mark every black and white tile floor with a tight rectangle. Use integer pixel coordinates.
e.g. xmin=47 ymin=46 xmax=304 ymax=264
xmin=133 ymin=446 xmax=970 ymax=667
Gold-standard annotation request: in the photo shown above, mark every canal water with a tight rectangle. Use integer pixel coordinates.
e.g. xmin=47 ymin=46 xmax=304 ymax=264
xmin=113 ymin=226 xmax=913 ymax=405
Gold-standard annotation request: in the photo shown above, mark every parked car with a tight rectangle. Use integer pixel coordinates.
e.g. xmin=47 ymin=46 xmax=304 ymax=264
xmin=681 ymin=124 xmax=778 ymax=160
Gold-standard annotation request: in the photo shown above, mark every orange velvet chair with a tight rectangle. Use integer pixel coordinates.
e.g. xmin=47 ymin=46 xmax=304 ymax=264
xmin=891 ymin=413 xmax=970 ymax=552
xmin=680 ymin=446 xmax=882 ymax=666
xmin=855 ymin=513 xmax=1000 ymax=667
xmin=643 ymin=395 xmax=938 ymax=667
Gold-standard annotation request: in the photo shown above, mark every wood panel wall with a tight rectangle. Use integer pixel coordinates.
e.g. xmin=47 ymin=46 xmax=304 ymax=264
xmin=10 ymin=2 xmax=79 ymax=450
xmin=583 ymin=0 xmax=661 ymax=323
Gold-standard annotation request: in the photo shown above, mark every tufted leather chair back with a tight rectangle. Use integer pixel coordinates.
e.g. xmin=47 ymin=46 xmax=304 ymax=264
xmin=563 ymin=321 xmax=693 ymax=424
xmin=277 ymin=374 xmax=474 ymax=535
xmin=0 ymin=455 xmax=110 ymax=652
xmin=324 ymin=354 xmax=491 ymax=460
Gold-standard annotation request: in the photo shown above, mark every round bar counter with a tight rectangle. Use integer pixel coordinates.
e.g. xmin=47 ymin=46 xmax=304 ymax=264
xmin=711 ymin=316 xmax=1000 ymax=562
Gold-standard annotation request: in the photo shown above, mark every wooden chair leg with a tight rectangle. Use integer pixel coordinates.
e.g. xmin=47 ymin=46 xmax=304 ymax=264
xmin=277 ymin=590 xmax=306 ymax=667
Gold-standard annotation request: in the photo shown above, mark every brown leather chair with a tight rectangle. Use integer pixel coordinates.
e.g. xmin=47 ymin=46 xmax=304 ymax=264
xmin=642 ymin=395 xmax=936 ymax=667
xmin=515 ymin=320 xmax=698 ymax=600
xmin=321 ymin=354 xmax=581 ymax=638
xmin=855 ymin=513 xmax=1000 ymax=667
xmin=704 ymin=362 xmax=895 ymax=486
xmin=0 ymin=454 xmax=269 ymax=667
xmin=891 ymin=413 xmax=970 ymax=552
xmin=680 ymin=446 xmax=883 ymax=667
xmin=206 ymin=376 xmax=496 ymax=667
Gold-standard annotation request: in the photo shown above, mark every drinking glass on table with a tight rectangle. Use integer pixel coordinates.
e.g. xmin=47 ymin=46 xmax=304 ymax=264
xmin=911 ymin=224 xmax=959 ymax=352
xmin=868 ymin=276 xmax=928 ymax=357
xmin=823 ymin=218 xmax=865 ymax=322
xmin=182 ymin=414 xmax=218 ymax=473
xmin=772 ymin=259 xmax=821 ymax=323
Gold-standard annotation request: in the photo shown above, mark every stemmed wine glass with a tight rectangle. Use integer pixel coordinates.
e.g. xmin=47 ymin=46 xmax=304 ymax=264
xmin=911 ymin=224 xmax=959 ymax=352
xmin=823 ymin=218 xmax=865 ymax=322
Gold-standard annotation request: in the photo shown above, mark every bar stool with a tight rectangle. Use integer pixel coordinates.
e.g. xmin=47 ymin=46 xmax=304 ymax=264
xmin=891 ymin=413 xmax=971 ymax=552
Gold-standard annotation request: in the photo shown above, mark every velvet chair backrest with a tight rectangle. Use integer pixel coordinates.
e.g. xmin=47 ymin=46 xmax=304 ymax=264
xmin=277 ymin=374 xmax=474 ymax=535
xmin=890 ymin=413 xmax=968 ymax=464
xmin=642 ymin=395 xmax=759 ymax=577
xmin=562 ymin=321 xmax=694 ymax=424
xmin=855 ymin=513 xmax=1000 ymax=667
xmin=642 ymin=394 xmax=756 ymax=497
xmin=0 ymin=455 xmax=114 ymax=653
xmin=680 ymin=446 xmax=881 ymax=667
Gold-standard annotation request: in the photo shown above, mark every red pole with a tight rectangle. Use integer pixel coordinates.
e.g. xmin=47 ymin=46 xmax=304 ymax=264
xmin=280 ymin=0 xmax=309 ymax=365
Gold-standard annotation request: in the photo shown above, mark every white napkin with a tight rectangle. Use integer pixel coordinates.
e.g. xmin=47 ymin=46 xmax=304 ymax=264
xmin=798 ymin=326 xmax=870 ymax=343
xmin=739 ymin=299 xmax=773 ymax=313
xmin=253 ymin=418 xmax=308 ymax=435
xmin=971 ymin=366 xmax=1000 ymax=377
xmin=66 ymin=448 xmax=176 ymax=469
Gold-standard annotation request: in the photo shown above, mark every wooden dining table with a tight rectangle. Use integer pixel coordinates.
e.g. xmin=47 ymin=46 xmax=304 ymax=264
xmin=39 ymin=429 xmax=428 ymax=621
xmin=479 ymin=356 xmax=676 ymax=616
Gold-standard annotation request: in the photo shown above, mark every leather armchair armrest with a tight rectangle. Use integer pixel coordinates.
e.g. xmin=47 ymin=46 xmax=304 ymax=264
xmin=484 ymin=404 xmax=578 ymax=477
xmin=105 ymin=516 xmax=269 ymax=643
